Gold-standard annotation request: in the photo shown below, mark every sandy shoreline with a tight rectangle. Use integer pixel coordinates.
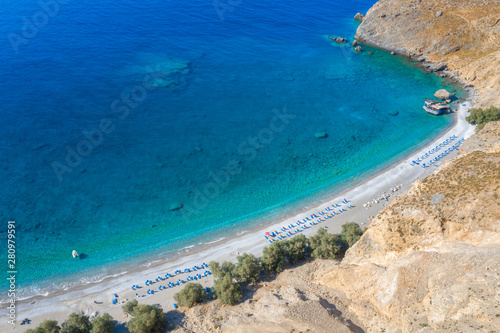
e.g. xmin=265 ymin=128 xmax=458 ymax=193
xmin=2 ymin=102 xmax=475 ymax=331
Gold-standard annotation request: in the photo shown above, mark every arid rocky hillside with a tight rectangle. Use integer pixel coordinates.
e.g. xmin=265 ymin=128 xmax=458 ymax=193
xmin=355 ymin=0 xmax=500 ymax=108
xmin=320 ymin=121 xmax=500 ymax=332
xmin=171 ymin=260 xmax=364 ymax=333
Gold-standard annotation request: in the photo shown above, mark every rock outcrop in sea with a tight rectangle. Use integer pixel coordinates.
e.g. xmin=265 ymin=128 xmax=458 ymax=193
xmin=434 ymin=89 xmax=451 ymax=100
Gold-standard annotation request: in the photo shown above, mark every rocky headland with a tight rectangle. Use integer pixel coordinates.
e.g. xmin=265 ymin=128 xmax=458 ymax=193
xmin=355 ymin=0 xmax=500 ymax=108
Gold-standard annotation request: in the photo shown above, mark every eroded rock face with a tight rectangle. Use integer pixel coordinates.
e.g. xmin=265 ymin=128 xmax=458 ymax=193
xmin=321 ymin=245 xmax=500 ymax=332
xmin=354 ymin=0 xmax=500 ymax=108
xmin=318 ymin=121 xmax=500 ymax=332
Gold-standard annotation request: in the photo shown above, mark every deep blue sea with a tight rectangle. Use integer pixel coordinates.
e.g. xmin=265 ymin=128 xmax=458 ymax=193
xmin=0 ymin=0 xmax=458 ymax=300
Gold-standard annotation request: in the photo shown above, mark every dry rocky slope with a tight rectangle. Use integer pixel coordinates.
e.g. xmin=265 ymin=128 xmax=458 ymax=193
xmin=171 ymin=260 xmax=365 ymax=333
xmin=355 ymin=0 xmax=500 ymax=108
xmin=320 ymin=121 xmax=500 ymax=332
xmin=172 ymin=122 xmax=500 ymax=333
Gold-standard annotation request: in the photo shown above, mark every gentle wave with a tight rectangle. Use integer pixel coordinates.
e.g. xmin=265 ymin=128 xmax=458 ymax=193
xmin=1 ymin=270 xmax=129 ymax=304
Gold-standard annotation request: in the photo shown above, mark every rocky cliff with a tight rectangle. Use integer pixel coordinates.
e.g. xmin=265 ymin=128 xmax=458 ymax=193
xmin=355 ymin=0 xmax=500 ymax=108
xmin=319 ymin=121 xmax=500 ymax=332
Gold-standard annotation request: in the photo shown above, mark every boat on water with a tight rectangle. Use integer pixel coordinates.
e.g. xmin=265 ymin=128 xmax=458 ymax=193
xmin=423 ymin=99 xmax=450 ymax=115
xmin=72 ymin=250 xmax=79 ymax=258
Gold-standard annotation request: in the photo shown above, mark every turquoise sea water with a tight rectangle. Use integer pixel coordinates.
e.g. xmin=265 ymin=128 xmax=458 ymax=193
xmin=0 ymin=0 xmax=458 ymax=300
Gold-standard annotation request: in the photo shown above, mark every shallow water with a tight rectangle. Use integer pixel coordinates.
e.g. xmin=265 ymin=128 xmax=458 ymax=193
xmin=0 ymin=0 xmax=458 ymax=300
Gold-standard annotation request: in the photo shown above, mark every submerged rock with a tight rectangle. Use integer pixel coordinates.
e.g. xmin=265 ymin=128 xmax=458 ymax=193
xmin=434 ymin=89 xmax=452 ymax=100
xmin=169 ymin=203 xmax=183 ymax=211
xmin=388 ymin=110 xmax=399 ymax=116
xmin=315 ymin=132 xmax=328 ymax=139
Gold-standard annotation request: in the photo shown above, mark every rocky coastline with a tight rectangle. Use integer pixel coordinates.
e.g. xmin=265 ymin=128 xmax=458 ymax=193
xmin=354 ymin=0 xmax=500 ymax=108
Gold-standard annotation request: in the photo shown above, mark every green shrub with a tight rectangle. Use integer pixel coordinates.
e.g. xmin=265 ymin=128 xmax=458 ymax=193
xmin=209 ymin=260 xmax=235 ymax=279
xmin=26 ymin=320 xmax=61 ymax=333
xmin=213 ymin=273 xmax=242 ymax=305
xmin=466 ymin=106 xmax=500 ymax=129
xmin=261 ymin=242 xmax=287 ymax=274
xmin=309 ymin=228 xmax=344 ymax=259
xmin=122 ymin=299 xmax=138 ymax=315
xmin=282 ymin=234 xmax=308 ymax=263
xmin=340 ymin=222 xmax=364 ymax=248
xmin=61 ymin=313 xmax=91 ymax=333
xmin=232 ymin=253 xmax=261 ymax=284
xmin=125 ymin=302 xmax=166 ymax=333
xmin=89 ymin=313 xmax=114 ymax=333
xmin=261 ymin=234 xmax=309 ymax=274
xmin=174 ymin=282 xmax=206 ymax=308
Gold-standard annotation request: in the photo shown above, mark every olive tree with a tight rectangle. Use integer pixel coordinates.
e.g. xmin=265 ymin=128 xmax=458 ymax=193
xmin=341 ymin=222 xmax=364 ymax=248
xmin=213 ymin=273 xmax=242 ymax=305
xmin=209 ymin=260 xmax=235 ymax=279
xmin=309 ymin=228 xmax=344 ymax=259
xmin=61 ymin=314 xmax=91 ymax=333
xmin=26 ymin=320 xmax=61 ymax=333
xmin=90 ymin=313 xmax=114 ymax=333
xmin=232 ymin=253 xmax=261 ymax=284
xmin=123 ymin=300 xmax=166 ymax=333
xmin=174 ymin=282 xmax=206 ymax=308
xmin=261 ymin=242 xmax=287 ymax=274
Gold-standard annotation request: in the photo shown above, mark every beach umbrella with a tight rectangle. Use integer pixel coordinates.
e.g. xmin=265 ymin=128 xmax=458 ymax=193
xmin=265 ymin=231 xmax=270 ymax=236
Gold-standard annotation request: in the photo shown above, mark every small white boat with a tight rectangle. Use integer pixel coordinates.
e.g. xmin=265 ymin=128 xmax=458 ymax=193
xmin=72 ymin=250 xmax=79 ymax=258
